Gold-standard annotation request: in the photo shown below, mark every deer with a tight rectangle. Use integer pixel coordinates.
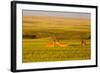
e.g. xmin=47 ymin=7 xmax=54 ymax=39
xmin=46 ymin=34 xmax=67 ymax=47
xmin=81 ymin=39 xmax=86 ymax=47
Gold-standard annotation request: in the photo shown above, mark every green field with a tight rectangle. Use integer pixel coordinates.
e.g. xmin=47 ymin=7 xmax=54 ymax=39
xmin=22 ymin=16 xmax=91 ymax=63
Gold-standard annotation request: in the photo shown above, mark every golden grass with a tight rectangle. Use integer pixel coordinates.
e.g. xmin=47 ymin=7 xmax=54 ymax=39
xmin=22 ymin=16 xmax=91 ymax=63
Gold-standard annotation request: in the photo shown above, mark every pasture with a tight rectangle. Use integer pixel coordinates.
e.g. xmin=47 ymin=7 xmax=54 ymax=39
xmin=22 ymin=16 xmax=91 ymax=63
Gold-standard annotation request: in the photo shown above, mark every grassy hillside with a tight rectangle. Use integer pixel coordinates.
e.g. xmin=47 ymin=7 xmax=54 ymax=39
xmin=22 ymin=16 xmax=91 ymax=63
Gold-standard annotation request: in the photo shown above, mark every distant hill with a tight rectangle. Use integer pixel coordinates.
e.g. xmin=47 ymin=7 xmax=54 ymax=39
xmin=22 ymin=16 xmax=90 ymax=40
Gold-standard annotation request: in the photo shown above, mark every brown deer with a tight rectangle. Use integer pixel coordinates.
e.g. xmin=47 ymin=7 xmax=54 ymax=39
xmin=81 ymin=39 xmax=86 ymax=47
xmin=46 ymin=36 xmax=67 ymax=47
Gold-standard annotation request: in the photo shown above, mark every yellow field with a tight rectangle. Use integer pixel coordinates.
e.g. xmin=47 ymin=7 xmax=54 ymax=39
xmin=22 ymin=16 xmax=91 ymax=63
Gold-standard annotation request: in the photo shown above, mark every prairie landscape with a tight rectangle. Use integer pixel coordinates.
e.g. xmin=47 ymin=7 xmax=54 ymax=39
xmin=22 ymin=11 xmax=91 ymax=63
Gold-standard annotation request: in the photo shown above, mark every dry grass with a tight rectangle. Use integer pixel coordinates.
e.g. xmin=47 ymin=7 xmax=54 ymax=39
xmin=22 ymin=16 xmax=91 ymax=63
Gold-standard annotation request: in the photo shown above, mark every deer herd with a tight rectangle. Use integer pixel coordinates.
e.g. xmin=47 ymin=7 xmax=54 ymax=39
xmin=46 ymin=36 xmax=86 ymax=47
